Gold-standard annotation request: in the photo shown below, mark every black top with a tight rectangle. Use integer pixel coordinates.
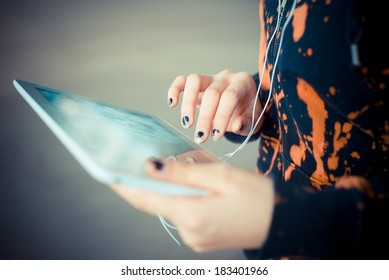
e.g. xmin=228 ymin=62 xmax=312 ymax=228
xmin=226 ymin=0 xmax=389 ymax=259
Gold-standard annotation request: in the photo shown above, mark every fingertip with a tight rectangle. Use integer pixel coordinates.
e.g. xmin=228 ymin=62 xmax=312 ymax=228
xmin=109 ymin=183 xmax=120 ymax=191
xmin=232 ymin=118 xmax=250 ymax=135
xmin=168 ymin=97 xmax=174 ymax=107
xmin=181 ymin=115 xmax=191 ymax=129
xmin=184 ymin=157 xmax=196 ymax=164
xmin=211 ymin=128 xmax=223 ymax=141
xmin=144 ymin=157 xmax=165 ymax=174
xmin=109 ymin=184 xmax=140 ymax=203
xmin=231 ymin=120 xmax=242 ymax=133
xmin=194 ymin=130 xmax=207 ymax=144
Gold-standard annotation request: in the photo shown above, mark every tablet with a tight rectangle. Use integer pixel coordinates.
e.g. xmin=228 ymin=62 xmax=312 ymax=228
xmin=13 ymin=79 xmax=220 ymax=196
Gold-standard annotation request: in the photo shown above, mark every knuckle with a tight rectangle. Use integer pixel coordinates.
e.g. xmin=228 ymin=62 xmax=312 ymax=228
xmin=176 ymin=74 xmax=186 ymax=81
xmin=219 ymin=69 xmax=232 ymax=76
xmin=223 ymin=87 xmax=240 ymax=102
xmin=236 ymin=71 xmax=251 ymax=81
xmin=203 ymin=87 xmax=221 ymax=98
xmin=187 ymin=73 xmax=201 ymax=84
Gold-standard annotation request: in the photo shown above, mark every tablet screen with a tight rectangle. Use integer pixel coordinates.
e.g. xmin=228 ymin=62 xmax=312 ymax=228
xmin=14 ymin=79 xmax=221 ymax=195
xmin=32 ymin=86 xmax=210 ymax=177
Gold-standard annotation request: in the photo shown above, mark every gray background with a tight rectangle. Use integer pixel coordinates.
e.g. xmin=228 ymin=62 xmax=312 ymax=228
xmin=0 ymin=0 xmax=260 ymax=259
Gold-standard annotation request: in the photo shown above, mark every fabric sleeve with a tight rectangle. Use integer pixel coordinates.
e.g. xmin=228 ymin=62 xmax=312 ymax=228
xmin=244 ymin=174 xmax=389 ymax=260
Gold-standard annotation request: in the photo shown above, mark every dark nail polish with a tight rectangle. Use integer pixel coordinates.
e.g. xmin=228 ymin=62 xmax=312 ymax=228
xmin=168 ymin=98 xmax=173 ymax=107
xmin=182 ymin=116 xmax=189 ymax=127
xmin=196 ymin=131 xmax=204 ymax=139
xmin=212 ymin=129 xmax=220 ymax=136
xmin=151 ymin=159 xmax=164 ymax=171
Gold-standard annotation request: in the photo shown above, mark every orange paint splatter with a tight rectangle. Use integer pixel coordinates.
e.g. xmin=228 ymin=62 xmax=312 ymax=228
xmin=284 ymin=164 xmax=295 ymax=181
xmin=335 ymin=176 xmax=374 ymax=198
xmin=342 ymin=122 xmax=353 ymax=133
xmin=261 ymin=134 xmax=281 ymax=177
xmin=296 ymin=78 xmax=329 ymax=185
xmin=379 ymin=83 xmax=385 ymax=90
xmin=382 ymin=68 xmax=389 ymax=75
xmin=290 ymin=144 xmax=305 ymax=167
xmin=307 ymin=48 xmax=313 ymax=56
xmin=382 ymin=121 xmax=389 ymax=144
xmin=274 ymin=192 xmax=287 ymax=204
xmin=275 ymin=89 xmax=285 ymax=106
xmin=284 ymin=119 xmax=311 ymax=182
xmin=292 ymin=3 xmax=309 ymax=42
xmin=361 ymin=67 xmax=369 ymax=74
xmin=329 ymin=86 xmax=336 ymax=96
xmin=375 ymin=100 xmax=384 ymax=106
xmin=328 ymin=121 xmax=349 ymax=170
xmin=329 ymin=174 xmax=336 ymax=182
xmin=348 ymin=105 xmax=369 ymax=120
xmin=351 ymin=151 xmax=361 ymax=159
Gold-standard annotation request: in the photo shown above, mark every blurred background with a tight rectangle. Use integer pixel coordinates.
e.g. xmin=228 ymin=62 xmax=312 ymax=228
xmin=0 ymin=0 xmax=260 ymax=259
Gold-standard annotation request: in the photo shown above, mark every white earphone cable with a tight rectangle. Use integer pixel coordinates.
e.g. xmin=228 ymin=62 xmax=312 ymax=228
xmin=160 ymin=0 xmax=298 ymax=246
xmin=220 ymin=0 xmax=297 ymax=162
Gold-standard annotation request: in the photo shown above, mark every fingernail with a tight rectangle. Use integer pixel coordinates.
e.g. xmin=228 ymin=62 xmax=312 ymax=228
xmin=212 ymin=128 xmax=220 ymax=141
xmin=212 ymin=128 xmax=220 ymax=136
xmin=150 ymin=158 xmax=164 ymax=171
xmin=184 ymin=157 xmax=196 ymax=164
xmin=168 ymin=98 xmax=173 ymax=107
xmin=166 ymin=155 xmax=178 ymax=161
xmin=182 ymin=116 xmax=189 ymax=128
xmin=195 ymin=130 xmax=204 ymax=143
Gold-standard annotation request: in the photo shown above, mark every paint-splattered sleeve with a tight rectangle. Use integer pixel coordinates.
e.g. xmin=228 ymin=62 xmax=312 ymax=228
xmin=244 ymin=173 xmax=389 ymax=260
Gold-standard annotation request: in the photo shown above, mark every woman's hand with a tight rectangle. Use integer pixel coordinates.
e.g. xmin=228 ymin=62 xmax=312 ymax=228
xmin=110 ymin=158 xmax=274 ymax=252
xmin=167 ymin=69 xmax=264 ymax=143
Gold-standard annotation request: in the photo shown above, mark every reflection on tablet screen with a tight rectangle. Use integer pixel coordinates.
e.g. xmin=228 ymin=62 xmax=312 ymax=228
xmin=36 ymin=87 xmax=201 ymax=177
